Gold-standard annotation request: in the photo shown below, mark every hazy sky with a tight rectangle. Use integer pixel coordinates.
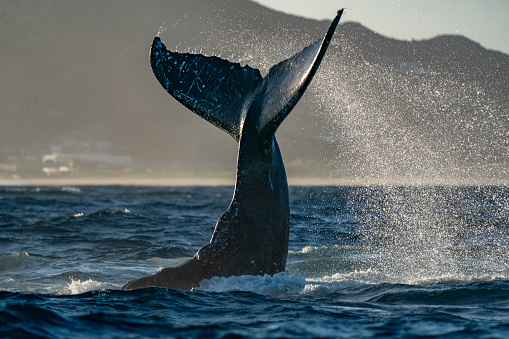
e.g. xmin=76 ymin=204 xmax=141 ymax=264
xmin=252 ymin=0 xmax=509 ymax=55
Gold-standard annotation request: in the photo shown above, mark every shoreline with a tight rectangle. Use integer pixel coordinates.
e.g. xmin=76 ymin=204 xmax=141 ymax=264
xmin=1 ymin=176 xmax=507 ymax=187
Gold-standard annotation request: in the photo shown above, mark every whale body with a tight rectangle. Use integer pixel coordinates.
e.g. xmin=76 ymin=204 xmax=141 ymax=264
xmin=122 ymin=10 xmax=343 ymax=290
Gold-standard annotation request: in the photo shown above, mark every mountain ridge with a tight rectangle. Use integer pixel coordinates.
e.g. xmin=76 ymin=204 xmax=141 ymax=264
xmin=1 ymin=0 xmax=507 ymax=179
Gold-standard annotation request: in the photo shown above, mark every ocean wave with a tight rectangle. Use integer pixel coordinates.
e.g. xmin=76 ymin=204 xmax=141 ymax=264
xmin=195 ymin=272 xmax=309 ymax=296
xmin=195 ymin=271 xmax=378 ymax=297
xmin=196 ymin=268 xmax=509 ymax=298
xmin=317 ymin=269 xmax=509 ymax=287
xmin=60 ymin=186 xmax=82 ymax=193
xmin=0 ymin=251 xmax=32 ymax=271
xmin=146 ymin=256 xmax=189 ymax=266
xmin=405 ymin=274 xmax=509 ymax=285
xmin=64 ymin=278 xmax=114 ymax=295
xmin=87 ymin=209 xmax=134 ymax=217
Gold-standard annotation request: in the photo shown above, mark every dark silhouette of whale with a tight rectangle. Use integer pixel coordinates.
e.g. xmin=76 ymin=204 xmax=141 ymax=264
xmin=122 ymin=10 xmax=343 ymax=290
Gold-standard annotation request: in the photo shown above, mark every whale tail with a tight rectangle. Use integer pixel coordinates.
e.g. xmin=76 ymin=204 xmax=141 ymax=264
xmin=124 ymin=10 xmax=343 ymax=290
xmin=150 ymin=10 xmax=343 ymax=140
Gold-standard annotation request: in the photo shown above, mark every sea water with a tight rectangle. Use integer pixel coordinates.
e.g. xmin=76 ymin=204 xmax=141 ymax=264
xmin=1 ymin=185 xmax=509 ymax=338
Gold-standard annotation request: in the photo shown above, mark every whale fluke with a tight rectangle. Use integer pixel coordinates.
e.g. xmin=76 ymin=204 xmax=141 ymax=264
xmin=150 ymin=39 xmax=262 ymax=140
xmin=123 ymin=9 xmax=343 ymax=290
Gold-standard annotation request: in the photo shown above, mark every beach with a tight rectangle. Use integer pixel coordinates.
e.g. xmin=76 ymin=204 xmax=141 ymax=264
xmin=2 ymin=175 xmax=507 ymax=187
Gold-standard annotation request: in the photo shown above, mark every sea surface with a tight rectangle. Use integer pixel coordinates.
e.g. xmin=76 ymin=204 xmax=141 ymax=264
xmin=1 ymin=185 xmax=509 ymax=338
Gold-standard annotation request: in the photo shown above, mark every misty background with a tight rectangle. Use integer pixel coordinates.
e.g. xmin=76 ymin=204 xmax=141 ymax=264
xmin=1 ymin=0 xmax=508 ymax=182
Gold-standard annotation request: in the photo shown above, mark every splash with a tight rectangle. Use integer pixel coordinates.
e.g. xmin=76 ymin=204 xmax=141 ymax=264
xmin=310 ymin=30 xmax=508 ymax=183
xmin=354 ymin=186 xmax=509 ymax=282
xmin=196 ymin=272 xmax=308 ymax=296
xmin=158 ymin=5 xmax=508 ymax=183
xmin=65 ymin=278 xmax=111 ymax=295
xmin=150 ymin=6 xmax=508 ymax=290
xmin=157 ymin=24 xmax=166 ymax=38
xmin=292 ymin=186 xmax=509 ymax=285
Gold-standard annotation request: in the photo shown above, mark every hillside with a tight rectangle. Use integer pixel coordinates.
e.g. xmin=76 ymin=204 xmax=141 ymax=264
xmin=1 ymin=0 xmax=507 ymax=180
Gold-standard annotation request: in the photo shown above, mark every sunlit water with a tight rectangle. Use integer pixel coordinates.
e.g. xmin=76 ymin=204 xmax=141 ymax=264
xmin=1 ymin=185 xmax=508 ymax=337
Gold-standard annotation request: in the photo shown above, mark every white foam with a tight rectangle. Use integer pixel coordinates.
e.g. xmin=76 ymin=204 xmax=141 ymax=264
xmin=406 ymin=274 xmax=509 ymax=285
xmin=194 ymin=267 xmax=509 ymax=298
xmin=299 ymin=246 xmax=317 ymax=254
xmin=61 ymin=186 xmax=81 ymax=193
xmin=65 ymin=278 xmax=110 ymax=295
xmin=319 ymin=269 xmax=389 ymax=285
xmin=317 ymin=269 xmax=509 ymax=286
xmin=195 ymin=272 xmax=359 ymax=297
xmin=196 ymin=272 xmax=308 ymax=296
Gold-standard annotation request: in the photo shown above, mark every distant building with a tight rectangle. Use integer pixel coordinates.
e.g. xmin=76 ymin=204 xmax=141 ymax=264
xmin=1 ymin=140 xmax=133 ymax=176
xmin=42 ymin=152 xmax=132 ymax=173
